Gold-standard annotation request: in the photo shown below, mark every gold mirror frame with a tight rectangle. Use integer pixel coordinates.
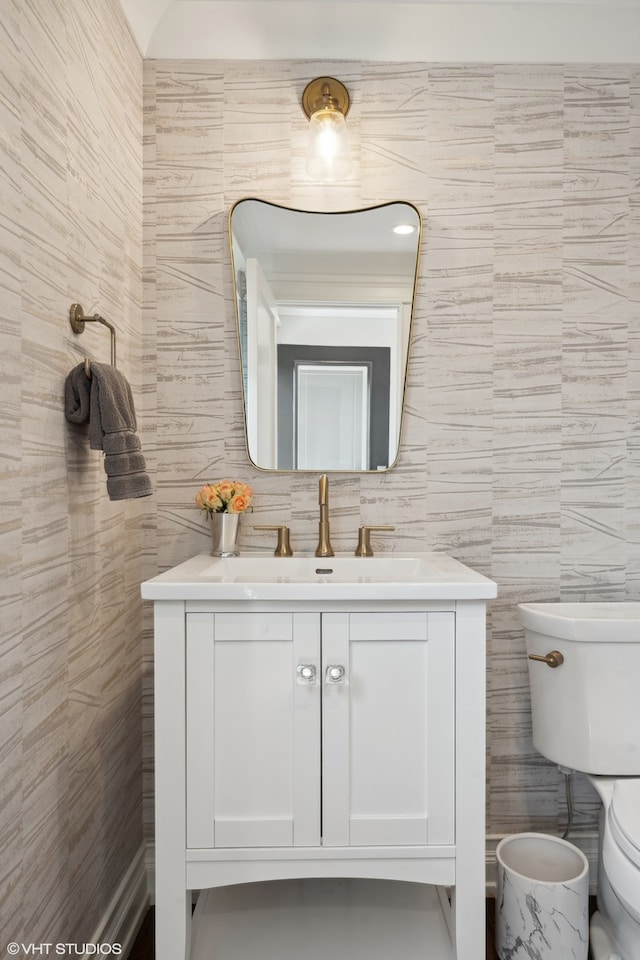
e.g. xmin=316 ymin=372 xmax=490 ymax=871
xmin=229 ymin=198 xmax=422 ymax=473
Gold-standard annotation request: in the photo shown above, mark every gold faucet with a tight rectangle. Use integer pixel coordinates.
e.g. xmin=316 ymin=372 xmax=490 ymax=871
xmin=315 ymin=474 xmax=334 ymax=557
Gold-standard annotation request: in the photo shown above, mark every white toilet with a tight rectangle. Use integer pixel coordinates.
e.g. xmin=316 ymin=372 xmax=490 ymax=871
xmin=518 ymin=602 xmax=640 ymax=960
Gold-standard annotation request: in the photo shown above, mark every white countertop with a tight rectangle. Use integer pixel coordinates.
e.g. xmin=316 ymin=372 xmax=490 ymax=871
xmin=141 ymin=551 xmax=497 ymax=602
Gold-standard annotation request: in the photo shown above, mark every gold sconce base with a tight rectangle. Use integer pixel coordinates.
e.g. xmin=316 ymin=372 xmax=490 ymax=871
xmin=302 ymin=77 xmax=350 ymax=119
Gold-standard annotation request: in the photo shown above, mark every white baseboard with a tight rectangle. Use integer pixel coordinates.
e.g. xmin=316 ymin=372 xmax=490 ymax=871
xmin=485 ymin=831 xmax=599 ymax=896
xmin=88 ymin=842 xmax=151 ymax=958
xmin=145 ymin=842 xmax=156 ymax=906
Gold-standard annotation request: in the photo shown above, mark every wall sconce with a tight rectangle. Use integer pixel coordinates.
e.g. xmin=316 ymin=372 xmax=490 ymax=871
xmin=301 ymin=77 xmax=352 ymax=182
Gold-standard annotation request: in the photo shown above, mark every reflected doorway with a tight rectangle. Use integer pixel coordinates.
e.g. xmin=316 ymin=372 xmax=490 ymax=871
xmin=277 ymin=344 xmax=390 ymax=471
xmin=295 ymin=363 xmax=370 ymax=470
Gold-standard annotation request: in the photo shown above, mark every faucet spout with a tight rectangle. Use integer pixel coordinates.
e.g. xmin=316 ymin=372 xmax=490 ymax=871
xmin=315 ymin=474 xmax=334 ymax=557
xmin=319 ymin=473 xmax=329 ymax=506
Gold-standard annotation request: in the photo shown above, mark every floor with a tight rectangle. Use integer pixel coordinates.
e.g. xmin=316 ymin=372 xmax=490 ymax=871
xmin=128 ymin=899 xmax=500 ymax=958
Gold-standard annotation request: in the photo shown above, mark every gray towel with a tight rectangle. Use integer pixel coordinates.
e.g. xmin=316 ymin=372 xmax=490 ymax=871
xmin=64 ymin=362 xmax=153 ymax=501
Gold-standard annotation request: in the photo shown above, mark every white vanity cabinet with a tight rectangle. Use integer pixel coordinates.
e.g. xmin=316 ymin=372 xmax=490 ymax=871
xmin=186 ymin=610 xmax=454 ymax=852
xmin=144 ymin=552 xmax=496 ymax=960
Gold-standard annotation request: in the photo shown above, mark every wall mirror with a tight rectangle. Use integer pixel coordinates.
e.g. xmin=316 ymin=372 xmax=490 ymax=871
xmin=229 ymin=198 xmax=421 ymax=472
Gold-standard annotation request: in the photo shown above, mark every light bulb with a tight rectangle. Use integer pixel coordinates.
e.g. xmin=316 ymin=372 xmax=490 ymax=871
xmin=305 ymin=108 xmax=352 ymax=182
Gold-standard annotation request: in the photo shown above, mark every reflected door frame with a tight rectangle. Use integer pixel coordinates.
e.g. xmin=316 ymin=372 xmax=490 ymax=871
xmin=295 ymin=361 xmax=371 ymax=471
xmin=277 ymin=345 xmax=390 ymax=471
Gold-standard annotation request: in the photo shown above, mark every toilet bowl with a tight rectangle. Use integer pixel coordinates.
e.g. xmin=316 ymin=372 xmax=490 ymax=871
xmin=518 ymin=602 xmax=640 ymax=960
xmin=589 ymin=777 xmax=640 ymax=960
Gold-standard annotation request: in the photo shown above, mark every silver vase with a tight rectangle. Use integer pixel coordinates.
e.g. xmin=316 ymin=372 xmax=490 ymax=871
xmin=210 ymin=512 xmax=240 ymax=557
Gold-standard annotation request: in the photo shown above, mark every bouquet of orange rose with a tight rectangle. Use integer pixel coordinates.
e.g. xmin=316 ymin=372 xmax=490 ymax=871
xmin=195 ymin=479 xmax=253 ymax=516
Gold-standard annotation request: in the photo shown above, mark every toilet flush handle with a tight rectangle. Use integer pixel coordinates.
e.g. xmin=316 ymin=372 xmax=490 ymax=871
xmin=528 ymin=650 xmax=564 ymax=668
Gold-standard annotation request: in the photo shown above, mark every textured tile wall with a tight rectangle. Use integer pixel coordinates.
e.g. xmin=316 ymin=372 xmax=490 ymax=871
xmin=143 ymin=59 xmax=640 ymax=838
xmin=0 ymin=0 xmax=145 ymax=947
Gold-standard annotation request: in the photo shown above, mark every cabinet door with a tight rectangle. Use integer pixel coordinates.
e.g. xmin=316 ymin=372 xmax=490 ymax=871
xmin=321 ymin=611 xmax=455 ymax=848
xmin=186 ymin=611 xmax=320 ymax=849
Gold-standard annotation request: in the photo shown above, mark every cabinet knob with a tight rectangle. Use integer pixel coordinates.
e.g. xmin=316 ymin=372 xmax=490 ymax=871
xmin=296 ymin=664 xmax=316 ymax=683
xmin=325 ymin=664 xmax=346 ymax=683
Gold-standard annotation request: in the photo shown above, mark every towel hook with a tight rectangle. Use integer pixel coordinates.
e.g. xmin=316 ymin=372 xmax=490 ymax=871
xmin=69 ymin=302 xmax=117 ymax=369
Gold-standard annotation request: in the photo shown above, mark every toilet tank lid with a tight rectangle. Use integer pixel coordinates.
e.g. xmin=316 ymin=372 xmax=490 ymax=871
xmin=610 ymin=780 xmax=640 ymax=866
xmin=518 ymin=602 xmax=640 ymax=642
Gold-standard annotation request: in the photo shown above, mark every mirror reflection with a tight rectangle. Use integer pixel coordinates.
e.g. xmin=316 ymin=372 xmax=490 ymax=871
xmin=230 ymin=199 xmax=421 ymax=472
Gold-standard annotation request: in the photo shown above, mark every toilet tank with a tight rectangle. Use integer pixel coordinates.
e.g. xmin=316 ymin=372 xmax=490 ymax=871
xmin=518 ymin=602 xmax=640 ymax=776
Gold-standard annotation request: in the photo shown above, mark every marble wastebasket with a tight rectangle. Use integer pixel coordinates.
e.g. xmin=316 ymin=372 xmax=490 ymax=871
xmin=496 ymin=833 xmax=589 ymax=960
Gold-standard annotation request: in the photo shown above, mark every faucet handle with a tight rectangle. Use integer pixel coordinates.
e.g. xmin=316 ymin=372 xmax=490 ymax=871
xmin=254 ymin=525 xmax=293 ymax=557
xmin=355 ymin=525 xmax=396 ymax=557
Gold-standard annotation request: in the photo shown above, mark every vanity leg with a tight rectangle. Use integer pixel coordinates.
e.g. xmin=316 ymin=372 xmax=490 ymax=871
xmin=155 ymin=601 xmax=190 ymax=960
xmin=155 ymin=884 xmax=190 ymax=960
xmin=453 ymin=601 xmax=487 ymax=960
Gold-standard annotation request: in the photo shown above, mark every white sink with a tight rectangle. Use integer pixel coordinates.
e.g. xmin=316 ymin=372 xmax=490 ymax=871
xmin=201 ymin=555 xmax=441 ymax=582
xmin=141 ymin=552 xmax=497 ymax=601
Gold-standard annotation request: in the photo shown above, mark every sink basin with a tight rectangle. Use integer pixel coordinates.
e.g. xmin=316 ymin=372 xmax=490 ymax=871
xmin=201 ymin=555 xmax=440 ymax=582
xmin=141 ymin=552 xmax=497 ymax=601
